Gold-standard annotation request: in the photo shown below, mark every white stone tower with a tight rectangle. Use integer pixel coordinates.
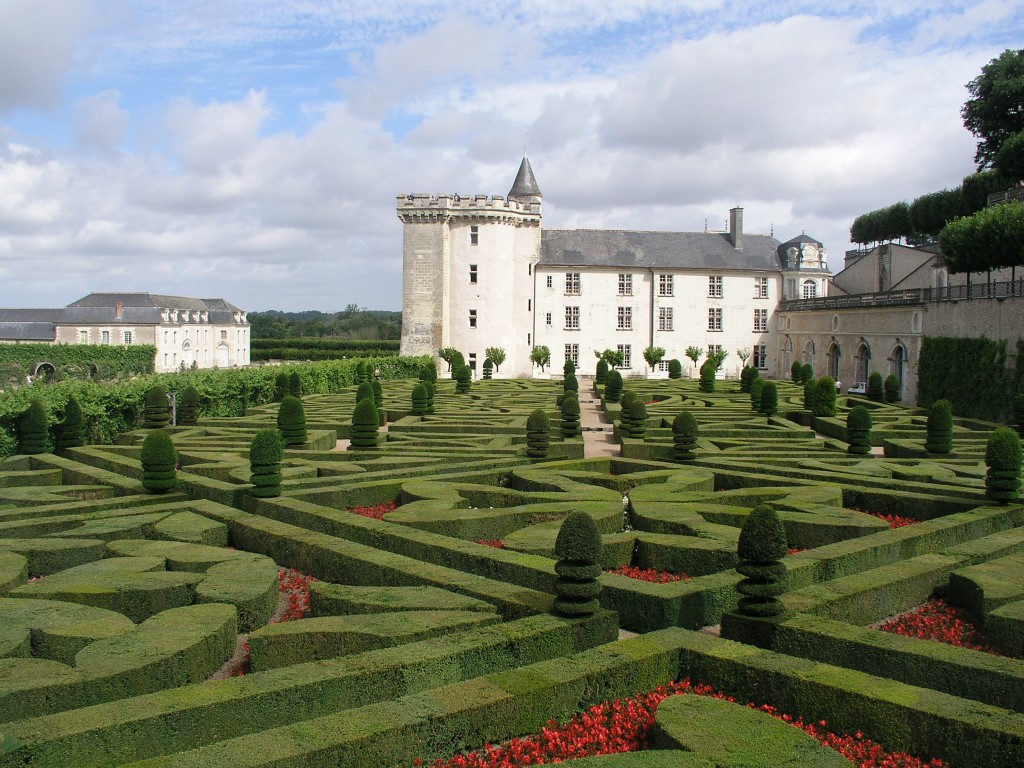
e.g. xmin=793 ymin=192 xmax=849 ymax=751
xmin=397 ymin=158 xmax=542 ymax=377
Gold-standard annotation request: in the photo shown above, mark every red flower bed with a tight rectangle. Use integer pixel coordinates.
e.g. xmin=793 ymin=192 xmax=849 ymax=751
xmin=415 ymin=679 xmax=947 ymax=768
xmin=604 ymin=565 xmax=690 ymax=583
xmin=788 ymin=547 xmax=808 ymax=555
xmin=878 ymin=598 xmax=996 ymax=652
xmin=346 ymin=500 xmax=398 ymax=519
xmin=870 ymin=512 xmax=919 ymax=529
xmin=474 ymin=539 xmax=505 ymax=548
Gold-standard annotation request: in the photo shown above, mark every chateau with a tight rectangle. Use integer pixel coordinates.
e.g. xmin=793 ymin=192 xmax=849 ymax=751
xmin=398 ymin=158 xmax=829 ymax=379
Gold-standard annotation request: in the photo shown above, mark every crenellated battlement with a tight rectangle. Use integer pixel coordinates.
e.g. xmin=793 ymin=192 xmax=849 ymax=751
xmin=396 ymin=193 xmax=541 ymax=224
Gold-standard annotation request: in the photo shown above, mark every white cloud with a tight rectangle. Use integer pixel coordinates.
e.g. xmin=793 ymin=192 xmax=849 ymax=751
xmin=73 ymin=89 xmax=130 ymax=148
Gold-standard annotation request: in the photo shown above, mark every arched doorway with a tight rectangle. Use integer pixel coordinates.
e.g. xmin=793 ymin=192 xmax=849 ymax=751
xmin=855 ymin=341 xmax=871 ymax=383
xmin=33 ymin=362 xmax=56 ymax=383
xmin=217 ymin=343 xmax=230 ymax=368
xmin=891 ymin=342 xmax=907 ymax=400
xmin=182 ymin=340 xmax=195 ymax=369
xmin=783 ymin=337 xmax=793 ymax=375
xmin=803 ymin=339 xmax=815 ymax=370
xmin=826 ymin=341 xmax=841 ymax=381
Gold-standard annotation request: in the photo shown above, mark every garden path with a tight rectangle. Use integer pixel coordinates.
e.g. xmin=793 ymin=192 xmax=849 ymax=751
xmin=579 ymin=388 xmax=620 ymax=459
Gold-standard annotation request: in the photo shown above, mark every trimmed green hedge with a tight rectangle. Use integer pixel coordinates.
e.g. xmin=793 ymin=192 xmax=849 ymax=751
xmin=917 ymin=337 xmax=1014 ymax=421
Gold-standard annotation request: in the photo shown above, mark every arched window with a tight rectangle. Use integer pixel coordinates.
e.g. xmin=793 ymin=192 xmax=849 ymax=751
xmin=855 ymin=342 xmax=870 ymax=383
xmin=880 ymin=266 xmax=889 ymax=292
xmin=891 ymin=342 xmax=907 ymax=400
xmin=783 ymin=337 xmax=793 ymax=375
xmin=803 ymin=339 xmax=815 ymax=367
xmin=802 ymin=280 xmax=817 ymax=299
xmin=826 ymin=342 xmax=840 ymax=381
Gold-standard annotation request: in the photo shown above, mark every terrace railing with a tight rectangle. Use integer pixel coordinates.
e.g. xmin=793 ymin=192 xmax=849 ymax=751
xmin=779 ymin=279 xmax=1024 ymax=312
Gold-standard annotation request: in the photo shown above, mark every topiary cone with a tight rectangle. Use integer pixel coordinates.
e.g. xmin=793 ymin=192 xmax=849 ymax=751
xmin=846 ymin=406 xmax=873 ymax=455
xmin=277 ymin=396 xmax=307 ymax=446
xmin=986 ymin=427 xmax=1021 ymax=504
xmin=672 ymin=411 xmax=698 ymax=461
xmin=143 ymin=385 xmax=171 ymax=429
xmin=735 ymin=503 xmax=788 ymax=618
xmin=526 ymin=408 xmax=550 ymax=458
xmin=56 ymin=395 xmax=85 ymax=451
xmin=178 ymin=386 xmax=201 ymax=426
xmin=249 ymin=428 xmax=283 ymax=498
xmin=553 ymin=511 xmax=603 ymax=617
xmin=18 ymin=398 xmax=48 ymax=455
xmin=925 ymin=399 xmax=953 ymax=454
xmin=141 ymin=430 xmax=177 ymax=494
xmin=349 ymin=397 xmax=380 ymax=449
xmin=560 ymin=394 xmax=581 ymax=438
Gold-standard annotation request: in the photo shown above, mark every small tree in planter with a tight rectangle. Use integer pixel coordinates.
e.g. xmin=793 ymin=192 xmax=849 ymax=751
xmin=685 ymin=346 xmax=703 ymax=377
xmin=867 ymin=371 xmax=884 ymax=402
xmin=288 ymin=372 xmax=302 ymax=398
xmin=847 ymin=406 xmax=873 ymax=455
xmin=884 ymin=374 xmax=901 ymax=403
xmin=667 ymin=359 xmax=682 ymax=379
xmin=800 ymin=363 xmax=814 ymax=384
xmin=526 ymin=409 xmax=550 ymax=459
xmin=482 ymin=358 xmax=493 ymax=380
xmin=349 ymin=397 xmax=380 ymax=449
xmin=485 ymin=347 xmax=506 ymax=373
xmin=760 ymin=381 xmax=778 ymax=418
xmin=604 ymin=369 xmax=623 ymax=403
xmin=437 ymin=347 xmax=458 ymax=373
xmin=735 ymin=503 xmax=787 ymax=618
xmin=812 ymin=376 xmax=837 ymax=417
xmin=750 ymin=377 xmax=765 ymax=412
xmin=18 ymin=398 xmax=48 ymax=455
xmin=563 ymin=372 xmax=579 ymax=395
xmin=552 ymin=511 xmax=603 ymax=617
xmin=643 ymin=345 xmax=666 ymax=375
xmin=698 ymin=360 xmax=715 ymax=392
xmin=790 ymin=360 xmax=802 ymax=383
xmin=411 ymin=383 xmax=428 ymax=416
xmin=277 ymin=396 xmax=307 ymax=447
xmin=595 ymin=358 xmax=609 ymax=385
xmin=925 ymin=399 xmax=953 ymax=454
xmin=178 ymin=386 xmax=200 ymax=426
xmin=57 ymin=395 xmax=85 ymax=451
xmin=143 ymin=386 xmax=171 ymax=429
xmin=560 ymin=393 xmax=581 ymax=437
xmin=672 ymin=411 xmax=698 ymax=461
xmin=530 ymin=346 xmax=551 ymax=373
xmin=454 ymin=364 xmax=472 ymax=393
xmin=274 ymin=372 xmax=289 ymax=402
xmin=249 ymin=429 xmax=283 ymax=498
xmin=141 ymin=430 xmax=177 ymax=494
xmin=986 ymin=428 xmax=1022 ymax=504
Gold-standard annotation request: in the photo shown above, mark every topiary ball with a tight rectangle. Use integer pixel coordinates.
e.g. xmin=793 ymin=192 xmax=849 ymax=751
xmin=18 ymin=398 xmax=48 ymax=455
xmin=277 ymin=396 xmax=307 ymax=446
xmin=141 ymin=430 xmax=177 ymax=494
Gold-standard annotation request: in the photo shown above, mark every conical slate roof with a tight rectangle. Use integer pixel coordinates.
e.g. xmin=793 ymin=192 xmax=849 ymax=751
xmin=508 ymin=157 xmax=542 ymax=200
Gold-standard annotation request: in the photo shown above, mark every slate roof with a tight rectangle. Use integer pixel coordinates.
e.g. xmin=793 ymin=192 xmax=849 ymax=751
xmin=539 ymin=229 xmax=782 ymax=271
xmin=0 ymin=322 xmax=56 ymax=341
xmin=67 ymin=293 xmax=242 ymax=312
xmin=508 ymin=157 xmax=542 ymax=200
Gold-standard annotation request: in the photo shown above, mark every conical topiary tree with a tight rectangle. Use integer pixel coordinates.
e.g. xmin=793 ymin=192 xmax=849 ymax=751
xmin=288 ymin=372 xmax=302 ymax=398
xmin=735 ymin=503 xmax=788 ymax=618
xmin=454 ymin=364 xmax=472 ymax=393
xmin=526 ymin=409 xmax=550 ymax=459
xmin=985 ymin=427 xmax=1021 ymax=504
xmin=141 ymin=430 xmax=177 ymax=494
xmin=274 ymin=372 xmax=289 ymax=402
xmin=349 ymin=397 xmax=380 ymax=449
xmin=884 ymin=374 xmax=901 ymax=403
xmin=553 ymin=511 xmax=603 ymax=617
xmin=371 ymin=379 xmax=385 ymax=425
xmin=750 ymin=377 xmax=765 ymax=412
xmin=790 ymin=360 xmax=802 ymax=383
xmin=424 ymin=380 xmax=436 ymax=414
xmin=672 ymin=411 xmax=698 ymax=462
xmin=356 ymin=382 xmax=374 ymax=406
xmin=760 ymin=381 xmax=778 ymax=418
xmin=698 ymin=360 xmax=716 ymax=393
xmin=411 ymin=383 xmax=428 ymax=415
xmin=560 ymin=393 xmax=581 ymax=437
xmin=56 ymin=395 xmax=85 ymax=451
xmin=143 ymin=386 xmax=171 ymax=429
xmin=925 ymin=399 xmax=953 ymax=454
xmin=178 ymin=386 xmax=201 ymax=426
xmin=625 ymin=399 xmax=647 ymax=440
xmin=618 ymin=391 xmax=637 ymax=435
xmin=847 ymin=406 xmax=873 ymax=455
xmin=596 ymin=359 xmax=609 ymax=386
xmin=668 ymin=359 xmax=682 ymax=379
xmin=18 ymin=398 xmax=48 ymax=455
xmin=277 ymin=396 xmax=307 ymax=446
xmin=355 ymin=360 xmax=369 ymax=385
xmin=564 ymin=359 xmax=576 ymax=376
xmin=420 ymin=363 xmax=438 ymax=384
xmin=563 ymin=372 xmax=579 ymax=395
xmin=249 ymin=429 xmax=283 ymax=498
xmin=800 ymin=363 xmax=814 ymax=385
xmin=811 ymin=376 xmax=837 ymax=417
xmin=482 ymin=358 xmax=493 ymax=379
xmin=803 ymin=377 xmax=817 ymax=411
xmin=605 ymin=369 xmax=623 ymax=403
xmin=740 ymin=365 xmax=757 ymax=393
xmin=867 ymin=372 xmax=884 ymax=402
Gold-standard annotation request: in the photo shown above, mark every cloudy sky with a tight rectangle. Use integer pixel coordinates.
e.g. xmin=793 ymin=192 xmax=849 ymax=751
xmin=1 ymin=1 xmax=1020 ymax=312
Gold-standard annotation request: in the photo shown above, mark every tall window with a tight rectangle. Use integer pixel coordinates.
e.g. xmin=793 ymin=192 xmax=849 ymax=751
xmin=617 ymin=306 xmax=632 ymax=330
xmin=470 ymin=225 xmax=479 ymax=246
xmin=546 ymin=275 xmax=553 ymax=288
xmin=123 ymin=331 xmax=133 ymax=345
xmin=708 ymin=308 xmax=722 ymax=331
xmin=616 ymin=344 xmax=631 ymax=368
xmin=754 ymin=277 xmax=768 ymax=298
xmin=708 ymin=344 xmax=723 ymax=359
xmin=658 ymin=273 xmax=673 ymax=296
xmin=802 ymin=280 xmax=817 ymax=299
xmin=618 ymin=273 xmax=632 ymax=296
xmin=565 ymin=306 xmax=580 ymax=329
xmin=545 ymin=312 xmax=552 ymax=326
xmin=658 ymin=307 xmax=673 ymax=331
xmin=565 ymin=272 xmax=581 ymax=295
xmin=753 ymin=308 xmax=767 ymax=332
xmin=564 ymin=344 xmax=579 ymax=367
xmin=753 ymin=344 xmax=767 ymax=369
xmin=78 ymin=330 xmax=88 ymax=343
xmin=101 ymin=330 xmax=110 ymax=345
xmin=786 ymin=278 xmax=797 ymax=299
xmin=708 ymin=275 xmax=723 ymax=297
xmin=469 ymin=309 xmax=477 ymax=328
xmin=469 ymin=264 xmax=478 ymax=283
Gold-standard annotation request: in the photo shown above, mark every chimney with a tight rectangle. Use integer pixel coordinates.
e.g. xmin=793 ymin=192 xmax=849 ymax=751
xmin=729 ymin=207 xmax=743 ymax=249
xmin=115 ymin=301 xmax=123 ymax=319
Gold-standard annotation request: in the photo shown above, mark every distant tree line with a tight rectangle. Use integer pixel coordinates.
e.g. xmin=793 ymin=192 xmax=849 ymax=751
xmin=249 ymin=304 xmax=401 ymax=340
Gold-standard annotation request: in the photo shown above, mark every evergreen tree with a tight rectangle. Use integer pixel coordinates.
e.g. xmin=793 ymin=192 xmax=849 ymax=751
xmin=672 ymin=411 xmax=698 ymax=462
xmin=552 ymin=511 xmax=603 ymax=617
xmin=605 ymin=370 xmax=623 ymax=403
xmin=420 ymin=363 xmax=438 ymax=383
xmin=349 ymin=397 xmax=380 ymax=449
xmin=18 ymin=398 xmax=48 ymax=455
xmin=750 ymin=377 xmax=765 ymax=412
xmin=803 ymin=378 xmax=817 ymax=411
xmin=847 ymin=406 xmax=873 ymax=455
xmin=698 ymin=360 xmax=716 ymax=392
xmin=812 ymin=376 xmax=837 ymax=417
xmin=356 ymin=381 xmax=374 ymax=405
xmin=371 ymin=379 xmax=385 ymax=425
xmin=596 ymin=358 xmax=609 ymax=385
xmin=867 ymin=372 xmax=884 ymax=402
xmin=625 ymin=399 xmax=647 ymax=439
xmin=288 ymin=372 xmax=302 ymax=398
xmin=667 ymin=359 xmax=682 ymax=379
xmin=56 ymin=395 xmax=85 ymax=451
xmin=411 ymin=383 xmax=428 ymax=416
xmin=482 ymin=358 xmax=493 ymax=379
xmin=925 ymin=399 xmax=953 ymax=454
xmin=249 ymin=429 xmax=283 ymax=498
xmin=178 ymin=386 xmax=201 ymax=426
xmin=141 ymin=430 xmax=177 ymax=494
xmin=454 ymin=364 xmax=472 ymax=393
xmin=277 ymin=396 xmax=307 ymax=446
xmin=884 ymin=374 xmax=901 ymax=403
xmin=424 ymin=380 xmax=436 ymax=414
xmin=563 ymin=372 xmax=579 ymax=395
xmin=143 ymin=386 xmax=171 ymax=429
xmin=560 ymin=393 xmax=581 ymax=438
xmin=800 ymin=363 xmax=814 ymax=384
xmin=791 ymin=360 xmax=802 ymax=383
xmin=355 ymin=360 xmax=369 ymax=385
xmin=563 ymin=359 xmax=576 ymax=376
xmin=986 ymin=427 xmax=1022 ymax=504
xmin=735 ymin=504 xmax=788 ymax=618
xmin=274 ymin=371 xmax=289 ymax=401
xmin=526 ymin=409 xmax=550 ymax=459
xmin=760 ymin=381 xmax=778 ymax=417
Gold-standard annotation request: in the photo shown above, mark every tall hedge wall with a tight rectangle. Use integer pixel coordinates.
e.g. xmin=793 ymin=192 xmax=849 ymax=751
xmin=250 ymin=338 xmax=400 ymax=362
xmin=0 ymin=343 xmax=156 ymax=384
xmin=917 ymin=336 xmax=1013 ymax=421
